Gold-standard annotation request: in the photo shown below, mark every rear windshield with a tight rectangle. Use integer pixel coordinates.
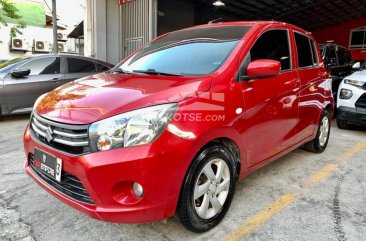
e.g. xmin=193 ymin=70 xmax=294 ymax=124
xmin=118 ymin=26 xmax=252 ymax=76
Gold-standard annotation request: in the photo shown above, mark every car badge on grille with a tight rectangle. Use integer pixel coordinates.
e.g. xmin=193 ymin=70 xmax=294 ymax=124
xmin=45 ymin=126 xmax=54 ymax=142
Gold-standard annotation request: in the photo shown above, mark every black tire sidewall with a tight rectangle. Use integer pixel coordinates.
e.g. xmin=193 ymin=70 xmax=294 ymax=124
xmin=177 ymin=145 xmax=237 ymax=232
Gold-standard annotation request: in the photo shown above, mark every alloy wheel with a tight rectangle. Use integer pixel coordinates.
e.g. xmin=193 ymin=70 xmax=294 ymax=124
xmin=193 ymin=158 xmax=230 ymax=219
xmin=319 ymin=115 xmax=330 ymax=147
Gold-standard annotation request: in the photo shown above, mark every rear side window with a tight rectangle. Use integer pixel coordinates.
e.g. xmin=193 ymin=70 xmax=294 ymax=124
xmin=250 ymin=29 xmax=291 ymax=70
xmin=67 ymin=58 xmax=96 ymax=73
xmin=295 ymin=33 xmax=314 ymax=68
xmin=20 ymin=57 xmax=60 ymax=75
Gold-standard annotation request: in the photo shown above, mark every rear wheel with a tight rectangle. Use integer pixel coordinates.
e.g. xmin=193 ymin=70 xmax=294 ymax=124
xmin=304 ymin=110 xmax=331 ymax=153
xmin=336 ymin=117 xmax=350 ymax=130
xmin=177 ymin=145 xmax=237 ymax=232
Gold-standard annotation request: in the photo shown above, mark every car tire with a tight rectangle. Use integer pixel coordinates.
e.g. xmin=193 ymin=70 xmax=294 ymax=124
xmin=336 ymin=117 xmax=350 ymax=130
xmin=304 ymin=110 xmax=331 ymax=153
xmin=177 ymin=144 xmax=237 ymax=233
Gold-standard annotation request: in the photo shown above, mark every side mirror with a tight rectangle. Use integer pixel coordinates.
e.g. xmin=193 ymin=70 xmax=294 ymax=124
xmin=352 ymin=62 xmax=360 ymax=69
xmin=10 ymin=68 xmax=30 ymax=78
xmin=246 ymin=59 xmax=281 ymax=79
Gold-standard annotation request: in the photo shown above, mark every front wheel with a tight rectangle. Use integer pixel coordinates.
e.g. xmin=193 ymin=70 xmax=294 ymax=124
xmin=304 ymin=110 xmax=331 ymax=153
xmin=177 ymin=145 xmax=237 ymax=232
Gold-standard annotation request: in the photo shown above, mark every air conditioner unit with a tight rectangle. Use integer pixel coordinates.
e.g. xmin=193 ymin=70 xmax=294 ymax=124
xmin=10 ymin=38 xmax=30 ymax=51
xmin=57 ymin=42 xmax=67 ymax=53
xmin=34 ymin=40 xmax=50 ymax=53
xmin=57 ymin=32 xmax=67 ymax=42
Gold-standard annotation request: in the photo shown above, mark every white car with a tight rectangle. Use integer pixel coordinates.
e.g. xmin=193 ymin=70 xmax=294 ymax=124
xmin=336 ymin=61 xmax=366 ymax=129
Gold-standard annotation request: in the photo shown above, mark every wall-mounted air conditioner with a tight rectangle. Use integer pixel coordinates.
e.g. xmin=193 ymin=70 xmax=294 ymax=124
xmin=57 ymin=42 xmax=67 ymax=53
xmin=33 ymin=40 xmax=50 ymax=52
xmin=57 ymin=32 xmax=68 ymax=42
xmin=10 ymin=38 xmax=30 ymax=51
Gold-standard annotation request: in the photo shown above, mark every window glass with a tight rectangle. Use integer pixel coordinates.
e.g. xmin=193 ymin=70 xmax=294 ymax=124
xmin=96 ymin=63 xmax=110 ymax=72
xmin=336 ymin=47 xmax=347 ymax=66
xmin=20 ymin=57 xmax=60 ymax=75
xmin=250 ymin=30 xmax=291 ymax=70
xmin=295 ymin=33 xmax=313 ymax=68
xmin=327 ymin=47 xmax=338 ymax=66
xmin=310 ymin=39 xmax=318 ymax=65
xmin=119 ymin=26 xmax=252 ymax=76
xmin=350 ymin=30 xmax=364 ymax=46
xmin=345 ymin=50 xmax=353 ymax=64
xmin=67 ymin=58 xmax=96 ymax=73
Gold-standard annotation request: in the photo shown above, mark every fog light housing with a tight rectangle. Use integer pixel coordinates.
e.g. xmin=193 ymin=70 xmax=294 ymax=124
xmin=133 ymin=182 xmax=144 ymax=197
xmin=340 ymin=89 xmax=353 ymax=99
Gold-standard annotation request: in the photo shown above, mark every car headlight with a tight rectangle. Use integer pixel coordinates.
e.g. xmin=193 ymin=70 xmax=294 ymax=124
xmin=339 ymin=89 xmax=353 ymax=99
xmin=344 ymin=79 xmax=366 ymax=88
xmin=88 ymin=103 xmax=177 ymax=152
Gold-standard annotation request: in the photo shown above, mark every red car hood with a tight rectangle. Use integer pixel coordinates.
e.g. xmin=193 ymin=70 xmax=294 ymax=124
xmin=35 ymin=73 xmax=212 ymax=124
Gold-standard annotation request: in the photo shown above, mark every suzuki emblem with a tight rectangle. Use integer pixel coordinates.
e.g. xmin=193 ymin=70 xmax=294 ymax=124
xmin=45 ymin=126 xmax=54 ymax=142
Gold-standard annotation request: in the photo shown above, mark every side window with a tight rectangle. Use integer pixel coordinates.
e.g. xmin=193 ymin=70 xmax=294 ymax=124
xmin=20 ymin=57 xmax=60 ymax=75
xmin=294 ymin=33 xmax=314 ymax=68
xmin=336 ymin=48 xmax=347 ymax=66
xmin=96 ymin=63 xmax=110 ymax=72
xmin=310 ymin=39 xmax=319 ymax=66
xmin=328 ymin=47 xmax=337 ymax=66
xmin=250 ymin=29 xmax=291 ymax=70
xmin=67 ymin=58 xmax=96 ymax=73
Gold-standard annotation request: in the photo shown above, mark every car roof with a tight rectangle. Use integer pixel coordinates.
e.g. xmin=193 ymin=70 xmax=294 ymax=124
xmin=187 ymin=20 xmax=307 ymax=31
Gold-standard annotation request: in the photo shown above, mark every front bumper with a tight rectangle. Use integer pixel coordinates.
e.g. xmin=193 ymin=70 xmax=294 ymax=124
xmin=337 ymin=106 xmax=366 ymax=126
xmin=24 ymin=125 xmax=194 ymax=223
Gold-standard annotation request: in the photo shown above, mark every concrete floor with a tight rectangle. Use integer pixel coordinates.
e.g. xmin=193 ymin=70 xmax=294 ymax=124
xmin=0 ymin=114 xmax=365 ymax=241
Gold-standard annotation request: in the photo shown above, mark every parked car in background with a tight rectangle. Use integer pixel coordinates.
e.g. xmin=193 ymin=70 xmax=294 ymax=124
xmin=24 ymin=21 xmax=333 ymax=232
xmin=336 ymin=61 xmax=366 ymax=129
xmin=0 ymin=54 xmax=113 ymax=116
xmin=319 ymin=43 xmax=354 ymax=102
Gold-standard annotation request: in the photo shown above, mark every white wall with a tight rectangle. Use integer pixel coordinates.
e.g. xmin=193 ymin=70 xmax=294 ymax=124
xmin=0 ymin=24 xmax=77 ymax=60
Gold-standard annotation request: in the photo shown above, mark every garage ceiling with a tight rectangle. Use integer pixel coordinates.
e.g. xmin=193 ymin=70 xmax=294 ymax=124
xmin=190 ymin=0 xmax=366 ymax=31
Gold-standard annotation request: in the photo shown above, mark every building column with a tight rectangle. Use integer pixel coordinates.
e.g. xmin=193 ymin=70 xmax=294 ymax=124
xmin=84 ymin=0 xmax=107 ymax=61
xmin=84 ymin=0 xmax=94 ymax=57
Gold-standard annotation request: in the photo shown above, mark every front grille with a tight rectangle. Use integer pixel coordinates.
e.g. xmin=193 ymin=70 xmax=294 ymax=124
xmin=30 ymin=114 xmax=90 ymax=155
xmin=355 ymin=93 xmax=366 ymax=109
xmin=29 ymin=154 xmax=95 ymax=205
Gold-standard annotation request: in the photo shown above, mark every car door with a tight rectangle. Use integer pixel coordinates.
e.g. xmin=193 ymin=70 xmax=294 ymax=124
xmin=63 ymin=57 xmax=97 ymax=83
xmin=293 ymin=32 xmax=327 ymax=142
xmin=3 ymin=56 xmax=63 ymax=113
xmin=239 ymin=28 xmax=300 ymax=167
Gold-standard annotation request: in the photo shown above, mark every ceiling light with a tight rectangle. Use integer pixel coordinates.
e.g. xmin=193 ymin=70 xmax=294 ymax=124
xmin=213 ymin=0 xmax=225 ymax=7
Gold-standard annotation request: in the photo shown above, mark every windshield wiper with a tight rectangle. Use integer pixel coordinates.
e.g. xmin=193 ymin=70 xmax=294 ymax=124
xmin=133 ymin=69 xmax=183 ymax=76
xmin=113 ymin=68 xmax=134 ymax=74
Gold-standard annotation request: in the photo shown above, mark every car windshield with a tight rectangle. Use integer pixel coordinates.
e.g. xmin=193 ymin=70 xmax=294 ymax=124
xmin=0 ymin=57 xmax=31 ymax=74
xmin=360 ymin=62 xmax=366 ymax=70
xmin=117 ymin=26 xmax=252 ymax=76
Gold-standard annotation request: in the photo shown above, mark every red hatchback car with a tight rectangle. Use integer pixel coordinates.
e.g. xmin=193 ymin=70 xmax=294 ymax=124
xmin=24 ymin=21 xmax=333 ymax=232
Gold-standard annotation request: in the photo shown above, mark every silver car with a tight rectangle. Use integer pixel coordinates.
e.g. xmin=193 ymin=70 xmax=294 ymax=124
xmin=0 ymin=54 xmax=113 ymax=115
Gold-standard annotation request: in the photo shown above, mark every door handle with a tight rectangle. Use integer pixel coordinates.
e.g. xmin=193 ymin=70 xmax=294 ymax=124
xmin=51 ymin=78 xmax=61 ymax=82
